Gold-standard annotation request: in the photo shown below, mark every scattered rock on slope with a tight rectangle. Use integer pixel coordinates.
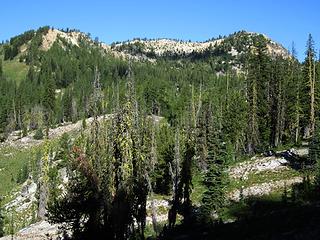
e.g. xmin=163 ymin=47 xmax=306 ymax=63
xmin=229 ymin=156 xmax=289 ymax=180
xmin=0 ymin=221 xmax=61 ymax=240
xmin=228 ymin=177 xmax=303 ymax=201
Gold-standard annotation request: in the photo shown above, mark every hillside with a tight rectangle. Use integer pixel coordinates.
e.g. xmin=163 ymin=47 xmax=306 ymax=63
xmin=110 ymin=31 xmax=290 ymax=66
xmin=0 ymin=115 xmax=311 ymax=239
xmin=0 ymin=26 xmax=319 ymax=240
xmin=1 ymin=27 xmax=290 ymax=73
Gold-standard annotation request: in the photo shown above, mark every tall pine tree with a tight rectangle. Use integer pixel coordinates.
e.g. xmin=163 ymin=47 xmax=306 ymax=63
xmin=302 ymin=34 xmax=317 ymax=138
xmin=202 ymin=106 xmax=229 ymax=220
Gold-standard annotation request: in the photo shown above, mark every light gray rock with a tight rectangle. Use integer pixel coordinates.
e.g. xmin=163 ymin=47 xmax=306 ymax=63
xmin=58 ymin=167 xmax=68 ymax=184
xmin=0 ymin=221 xmax=61 ymax=240
xmin=5 ymin=180 xmax=37 ymax=212
xmin=229 ymin=156 xmax=289 ymax=179
xmin=21 ymin=181 xmax=37 ymax=197
xmin=228 ymin=177 xmax=303 ymax=201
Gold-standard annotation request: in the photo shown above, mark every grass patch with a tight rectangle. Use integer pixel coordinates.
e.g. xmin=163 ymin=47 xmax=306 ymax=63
xmin=2 ymin=59 xmax=29 ymax=84
xmin=0 ymin=146 xmax=40 ymax=197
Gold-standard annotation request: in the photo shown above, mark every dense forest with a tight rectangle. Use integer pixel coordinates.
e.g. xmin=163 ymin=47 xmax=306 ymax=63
xmin=0 ymin=26 xmax=320 ymax=239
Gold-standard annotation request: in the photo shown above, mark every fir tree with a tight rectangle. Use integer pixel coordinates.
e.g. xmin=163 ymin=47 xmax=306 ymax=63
xmin=178 ymin=129 xmax=195 ymax=221
xmin=42 ymin=76 xmax=56 ymax=136
xmin=246 ymin=35 xmax=271 ymax=152
xmin=202 ymin=109 xmax=229 ymax=220
xmin=302 ymin=34 xmax=317 ymax=138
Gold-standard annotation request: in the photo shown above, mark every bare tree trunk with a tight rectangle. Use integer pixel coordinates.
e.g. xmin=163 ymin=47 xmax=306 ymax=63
xmin=311 ymin=62 xmax=316 ymax=135
xmin=279 ymin=99 xmax=286 ymax=145
xmin=275 ymin=80 xmax=282 ymax=147
xmin=37 ymin=182 xmax=48 ymax=220
xmin=248 ymin=76 xmax=259 ymax=153
xmin=309 ymin=53 xmax=315 ymax=137
xmin=37 ymin=145 xmax=50 ymax=220
xmin=295 ymin=79 xmax=300 ymax=143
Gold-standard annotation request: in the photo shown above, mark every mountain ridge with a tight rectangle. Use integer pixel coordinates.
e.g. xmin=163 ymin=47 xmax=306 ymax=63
xmin=1 ymin=27 xmax=291 ymax=64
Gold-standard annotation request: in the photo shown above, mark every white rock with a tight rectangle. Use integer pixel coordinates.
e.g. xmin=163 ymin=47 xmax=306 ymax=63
xmin=228 ymin=177 xmax=303 ymax=201
xmin=58 ymin=167 xmax=68 ymax=184
xmin=0 ymin=221 xmax=61 ymax=240
xmin=229 ymin=156 xmax=289 ymax=179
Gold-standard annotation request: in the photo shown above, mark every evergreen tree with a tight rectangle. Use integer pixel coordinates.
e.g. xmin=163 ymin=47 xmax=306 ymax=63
xmin=246 ymin=35 xmax=271 ymax=153
xmin=202 ymin=108 xmax=229 ymax=219
xmin=286 ymin=43 xmax=302 ymax=144
xmin=42 ymin=75 xmax=56 ymax=135
xmin=154 ymin=124 xmax=174 ymax=195
xmin=302 ymin=34 xmax=317 ymax=138
xmin=195 ymin=103 xmax=208 ymax=170
xmin=178 ymin=128 xmax=195 ymax=221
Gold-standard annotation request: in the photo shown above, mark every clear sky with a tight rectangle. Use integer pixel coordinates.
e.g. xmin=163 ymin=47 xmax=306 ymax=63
xmin=0 ymin=0 xmax=319 ymax=61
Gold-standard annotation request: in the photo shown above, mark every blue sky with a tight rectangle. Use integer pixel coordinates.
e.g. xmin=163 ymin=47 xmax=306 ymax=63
xmin=0 ymin=0 xmax=319 ymax=61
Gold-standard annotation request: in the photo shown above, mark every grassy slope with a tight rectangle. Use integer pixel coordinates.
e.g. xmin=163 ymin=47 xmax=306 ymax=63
xmin=2 ymin=59 xmax=29 ymax=84
xmin=0 ymin=147 xmax=35 ymax=198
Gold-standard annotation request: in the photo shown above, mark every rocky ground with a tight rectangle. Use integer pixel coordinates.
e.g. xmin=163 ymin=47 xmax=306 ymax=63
xmin=0 ymin=115 xmax=110 ymax=149
xmin=0 ymin=221 xmax=60 ymax=240
xmin=228 ymin=148 xmax=308 ymax=201
xmin=229 ymin=156 xmax=289 ymax=180
xmin=228 ymin=177 xmax=303 ymax=201
xmin=0 ymin=114 xmax=165 ymax=150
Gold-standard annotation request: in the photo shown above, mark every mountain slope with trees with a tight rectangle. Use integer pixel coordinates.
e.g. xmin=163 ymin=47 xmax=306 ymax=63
xmin=0 ymin=26 xmax=320 ymax=239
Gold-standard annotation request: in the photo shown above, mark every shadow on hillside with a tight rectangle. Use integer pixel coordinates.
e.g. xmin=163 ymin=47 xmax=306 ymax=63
xmin=160 ymin=185 xmax=320 ymax=240
xmin=273 ymin=149 xmax=312 ymax=171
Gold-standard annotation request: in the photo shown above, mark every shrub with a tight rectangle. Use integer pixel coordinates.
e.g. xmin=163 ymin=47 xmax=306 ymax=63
xmin=33 ymin=128 xmax=44 ymax=140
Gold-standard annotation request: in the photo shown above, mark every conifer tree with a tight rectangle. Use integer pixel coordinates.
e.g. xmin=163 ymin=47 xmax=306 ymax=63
xmin=302 ymin=34 xmax=316 ymax=137
xmin=42 ymin=76 xmax=56 ymax=136
xmin=195 ymin=103 xmax=208 ymax=170
xmin=286 ymin=43 xmax=302 ymax=143
xmin=246 ymin=35 xmax=271 ymax=152
xmin=178 ymin=128 xmax=195 ymax=221
xmin=202 ymin=108 xmax=229 ymax=219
